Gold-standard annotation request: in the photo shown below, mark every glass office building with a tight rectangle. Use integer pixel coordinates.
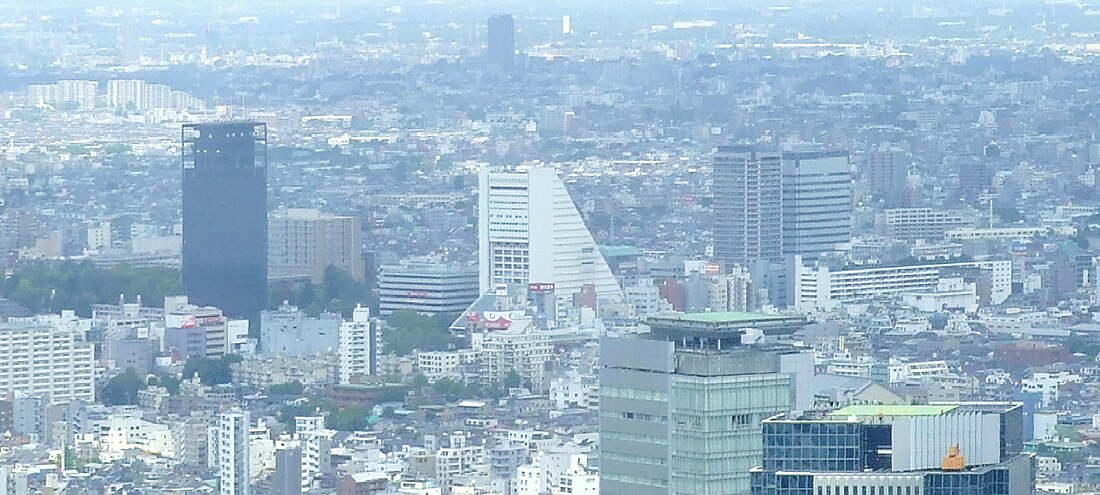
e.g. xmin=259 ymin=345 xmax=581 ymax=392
xmin=181 ymin=122 xmax=268 ymax=321
xmin=750 ymin=404 xmax=1033 ymax=495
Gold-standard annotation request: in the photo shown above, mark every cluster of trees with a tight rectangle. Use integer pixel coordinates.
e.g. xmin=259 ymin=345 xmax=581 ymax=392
xmin=383 ymin=309 xmax=457 ymax=355
xmin=267 ymin=380 xmax=304 ymax=396
xmin=278 ymin=398 xmax=372 ymax=432
xmin=279 ymin=400 xmax=324 ymax=428
xmin=410 ymin=371 xmax=522 ymax=402
xmin=59 ymin=446 xmax=87 ymax=470
xmin=181 ymin=355 xmax=241 ymax=385
xmin=149 ymin=374 xmax=181 ymax=395
xmin=1065 ymin=335 xmax=1100 ymax=358
xmin=277 ymin=386 xmax=408 ymax=432
xmin=269 ymin=266 xmax=375 ymax=318
xmin=0 ymin=261 xmax=180 ymax=316
xmin=100 ymin=369 xmax=183 ymax=406
xmin=101 ymin=369 xmax=147 ymax=406
xmin=325 ymin=405 xmax=372 ymax=431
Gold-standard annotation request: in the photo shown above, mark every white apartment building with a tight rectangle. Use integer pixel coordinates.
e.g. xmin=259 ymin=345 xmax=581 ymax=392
xmin=549 ymin=374 xmax=598 ymax=410
xmin=28 ymin=80 xmax=98 ymax=109
xmin=417 ymin=349 xmax=480 ymax=382
xmin=707 ymin=266 xmax=756 ymax=312
xmin=338 ymin=305 xmax=375 ymax=384
xmin=58 ymin=80 xmax=99 ymax=109
xmin=823 ymin=354 xmax=875 ymax=378
xmin=436 ymin=432 xmax=486 ymax=491
xmin=27 ymin=84 xmax=57 ymax=107
xmin=297 ymin=416 xmax=334 ymax=491
xmin=623 ymin=277 xmax=671 ymax=317
xmin=515 ymin=450 xmax=597 ymax=495
xmin=215 ymin=411 xmax=251 ymax=495
xmin=794 ymin=257 xmax=1011 ymax=311
xmin=513 ymin=460 xmax=544 ymax=495
xmin=1022 ymin=371 xmax=1082 ymax=407
xmin=886 ymin=360 xmax=951 ymax=385
xmin=945 ymin=226 xmax=1052 ymax=240
xmin=479 ymin=166 xmax=625 ymax=313
xmin=145 ymin=83 xmax=172 ymax=109
xmin=250 ymin=420 xmax=275 ymax=482
xmin=471 ymin=316 xmax=553 ymax=389
xmin=107 ymin=79 xmax=147 ymax=110
xmin=91 ymin=297 xmax=166 ymax=330
xmin=884 ymin=208 xmax=971 ymax=241
xmin=86 ymin=221 xmax=112 ymax=251
xmin=99 ymin=414 xmax=174 ymax=461
xmin=0 ymin=312 xmax=95 ymax=403
xmin=553 ymin=455 xmax=598 ymax=495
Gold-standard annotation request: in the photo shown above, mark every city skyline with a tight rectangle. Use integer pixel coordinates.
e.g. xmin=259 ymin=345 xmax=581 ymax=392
xmin=0 ymin=1 xmax=1093 ymax=494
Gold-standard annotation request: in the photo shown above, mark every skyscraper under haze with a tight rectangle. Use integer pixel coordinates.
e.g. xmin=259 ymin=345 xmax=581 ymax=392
xmin=713 ymin=146 xmax=783 ymax=267
xmin=487 ymin=14 xmax=515 ymax=69
xmin=780 ymin=150 xmax=852 ymax=259
xmin=182 ymin=122 xmax=268 ymax=321
xmin=864 ymin=144 xmax=909 ymax=205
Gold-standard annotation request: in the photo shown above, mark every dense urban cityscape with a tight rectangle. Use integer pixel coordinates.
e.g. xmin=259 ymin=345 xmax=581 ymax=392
xmin=1 ymin=0 xmax=1100 ymax=494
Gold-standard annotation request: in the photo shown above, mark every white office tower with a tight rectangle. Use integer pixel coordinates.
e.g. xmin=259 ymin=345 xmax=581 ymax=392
xmin=217 ymin=411 xmax=251 ymax=495
xmin=479 ymin=166 xmax=625 ymax=313
xmin=338 ymin=305 xmax=373 ymax=384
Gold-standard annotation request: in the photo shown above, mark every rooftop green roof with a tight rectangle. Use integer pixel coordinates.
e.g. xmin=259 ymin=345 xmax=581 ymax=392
xmin=830 ymin=404 xmax=958 ymax=417
xmin=651 ymin=311 xmax=789 ymax=323
xmin=599 ymin=245 xmax=643 ymax=258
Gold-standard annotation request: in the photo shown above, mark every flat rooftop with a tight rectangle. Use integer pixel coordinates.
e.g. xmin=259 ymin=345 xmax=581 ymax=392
xmin=830 ymin=404 xmax=959 ymax=417
xmin=644 ymin=311 xmax=808 ymax=347
xmin=599 ymin=245 xmax=642 ymax=258
xmin=649 ymin=311 xmax=791 ymax=324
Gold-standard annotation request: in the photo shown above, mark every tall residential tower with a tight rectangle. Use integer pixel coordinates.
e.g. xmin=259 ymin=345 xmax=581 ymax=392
xmin=215 ymin=410 xmax=251 ymax=495
xmin=713 ymin=146 xmax=783 ymax=267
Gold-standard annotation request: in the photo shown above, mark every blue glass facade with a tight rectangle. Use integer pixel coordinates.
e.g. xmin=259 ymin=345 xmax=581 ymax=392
xmin=762 ymin=421 xmax=864 ymax=472
xmin=751 ymin=410 xmax=1032 ymax=495
xmin=182 ymin=122 xmax=268 ymax=322
xmin=924 ymin=468 xmax=1009 ymax=495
